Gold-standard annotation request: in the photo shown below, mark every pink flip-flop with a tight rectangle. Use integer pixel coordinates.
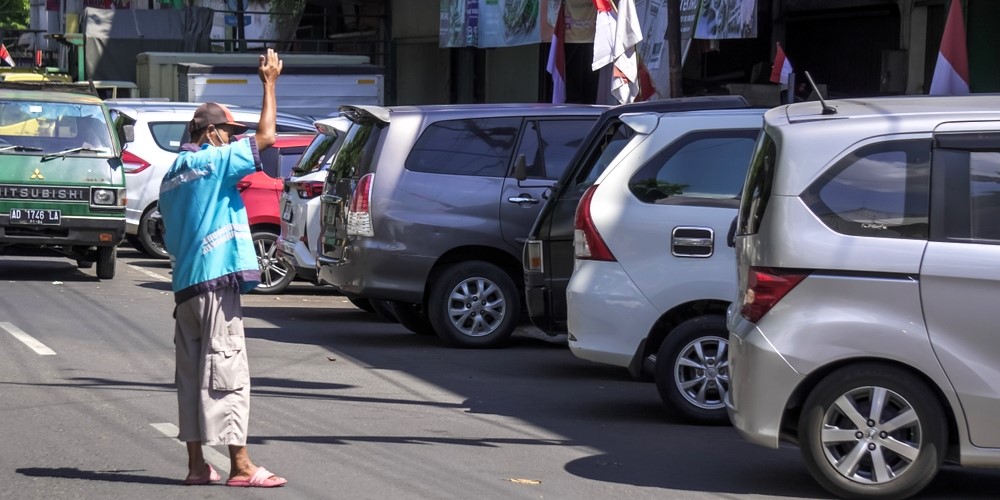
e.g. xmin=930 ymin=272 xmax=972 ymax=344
xmin=225 ymin=467 xmax=287 ymax=488
xmin=183 ymin=463 xmax=221 ymax=485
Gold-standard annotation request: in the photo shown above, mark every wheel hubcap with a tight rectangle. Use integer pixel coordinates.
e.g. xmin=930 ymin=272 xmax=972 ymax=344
xmin=820 ymin=386 xmax=922 ymax=485
xmin=255 ymin=237 xmax=290 ymax=289
xmin=673 ymin=336 xmax=729 ymax=410
xmin=446 ymin=277 xmax=505 ymax=337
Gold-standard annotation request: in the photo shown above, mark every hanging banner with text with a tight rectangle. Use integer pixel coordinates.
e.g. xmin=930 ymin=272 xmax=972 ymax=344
xmin=693 ymin=0 xmax=757 ymax=39
xmin=441 ymin=0 xmax=596 ymax=48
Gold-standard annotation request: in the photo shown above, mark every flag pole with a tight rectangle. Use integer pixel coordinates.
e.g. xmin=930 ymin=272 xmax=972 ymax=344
xmin=787 ymin=72 xmax=796 ymax=104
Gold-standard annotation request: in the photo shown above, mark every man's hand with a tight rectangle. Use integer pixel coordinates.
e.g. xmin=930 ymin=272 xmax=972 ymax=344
xmin=258 ymin=48 xmax=282 ymax=86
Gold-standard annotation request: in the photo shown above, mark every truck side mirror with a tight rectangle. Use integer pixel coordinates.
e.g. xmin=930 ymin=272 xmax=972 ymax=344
xmin=513 ymin=154 xmax=527 ymax=181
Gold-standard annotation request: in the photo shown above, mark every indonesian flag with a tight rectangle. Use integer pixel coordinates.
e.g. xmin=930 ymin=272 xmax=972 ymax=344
xmin=769 ymin=42 xmax=792 ymax=85
xmin=0 ymin=43 xmax=15 ymax=67
xmin=547 ymin=0 xmax=566 ymax=104
xmin=592 ymin=0 xmax=643 ymax=104
xmin=929 ymin=0 xmax=970 ymax=95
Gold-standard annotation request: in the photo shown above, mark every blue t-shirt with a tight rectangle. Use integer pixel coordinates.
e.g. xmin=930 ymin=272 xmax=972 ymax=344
xmin=159 ymin=137 xmax=263 ymax=303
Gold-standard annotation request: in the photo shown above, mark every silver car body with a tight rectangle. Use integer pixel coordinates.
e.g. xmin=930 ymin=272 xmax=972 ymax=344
xmin=728 ymin=95 xmax=1000 ymax=469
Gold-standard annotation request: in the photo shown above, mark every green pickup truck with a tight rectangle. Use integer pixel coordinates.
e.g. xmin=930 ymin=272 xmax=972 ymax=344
xmin=0 ymin=82 xmax=127 ymax=279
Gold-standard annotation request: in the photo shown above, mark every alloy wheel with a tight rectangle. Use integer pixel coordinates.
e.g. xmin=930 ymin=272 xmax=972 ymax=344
xmin=445 ymin=276 xmax=507 ymax=337
xmin=673 ymin=335 xmax=729 ymax=410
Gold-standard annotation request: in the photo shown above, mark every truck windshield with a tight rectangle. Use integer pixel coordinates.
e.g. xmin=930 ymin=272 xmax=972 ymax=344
xmin=0 ymin=100 xmax=114 ymax=155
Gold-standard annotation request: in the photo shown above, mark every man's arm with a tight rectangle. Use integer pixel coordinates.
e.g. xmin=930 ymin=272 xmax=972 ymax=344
xmin=255 ymin=48 xmax=283 ymax=152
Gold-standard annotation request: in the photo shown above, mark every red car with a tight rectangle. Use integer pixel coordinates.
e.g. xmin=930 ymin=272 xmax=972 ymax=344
xmin=237 ymin=133 xmax=316 ymax=294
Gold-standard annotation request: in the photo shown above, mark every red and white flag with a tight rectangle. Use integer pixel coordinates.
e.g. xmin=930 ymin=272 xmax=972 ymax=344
xmin=592 ymin=0 xmax=643 ymax=104
xmin=769 ymin=42 xmax=792 ymax=85
xmin=0 ymin=43 xmax=15 ymax=67
xmin=929 ymin=0 xmax=970 ymax=95
xmin=547 ymin=0 xmax=567 ymax=104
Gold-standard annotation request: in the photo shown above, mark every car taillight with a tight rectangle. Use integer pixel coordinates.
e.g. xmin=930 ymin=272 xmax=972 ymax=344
xmin=295 ymin=180 xmax=324 ymax=199
xmin=525 ymin=239 xmax=543 ymax=272
xmin=121 ymin=150 xmax=151 ymax=174
xmin=347 ymin=172 xmax=374 ymax=237
xmin=573 ymin=184 xmax=616 ymax=261
xmin=740 ymin=267 xmax=809 ymax=323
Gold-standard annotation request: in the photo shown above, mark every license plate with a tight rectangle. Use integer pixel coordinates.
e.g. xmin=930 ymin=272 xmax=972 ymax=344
xmin=281 ymin=202 xmax=293 ymax=223
xmin=9 ymin=208 xmax=61 ymax=225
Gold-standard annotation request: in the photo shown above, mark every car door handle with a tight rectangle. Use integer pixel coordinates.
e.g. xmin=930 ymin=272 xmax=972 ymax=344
xmin=508 ymin=196 xmax=540 ymax=205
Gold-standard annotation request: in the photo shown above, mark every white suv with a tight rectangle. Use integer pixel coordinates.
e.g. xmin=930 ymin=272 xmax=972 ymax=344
xmin=566 ymin=108 xmax=764 ymax=424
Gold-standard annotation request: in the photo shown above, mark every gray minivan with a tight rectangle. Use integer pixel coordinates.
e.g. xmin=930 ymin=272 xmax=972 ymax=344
xmin=317 ymin=104 xmax=604 ymax=347
xmin=729 ymin=95 xmax=1000 ymax=499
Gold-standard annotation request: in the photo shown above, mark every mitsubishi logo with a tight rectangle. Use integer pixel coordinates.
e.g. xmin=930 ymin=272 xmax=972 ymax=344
xmin=30 ymin=169 xmax=44 ymax=180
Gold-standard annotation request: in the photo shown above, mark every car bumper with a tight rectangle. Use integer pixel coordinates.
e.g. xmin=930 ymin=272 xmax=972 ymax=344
xmin=0 ymin=216 xmax=125 ymax=248
xmin=316 ymin=238 xmax=433 ymax=303
xmin=726 ymin=315 xmax=803 ymax=449
xmin=277 ymin=235 xmax=317 ymax=274
xmin=566 ymin=260 xmax=659 ymax=368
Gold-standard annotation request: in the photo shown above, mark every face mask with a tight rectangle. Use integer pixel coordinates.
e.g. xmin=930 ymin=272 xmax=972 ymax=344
xmin=213 ymin=128 xmax=227 ymax=147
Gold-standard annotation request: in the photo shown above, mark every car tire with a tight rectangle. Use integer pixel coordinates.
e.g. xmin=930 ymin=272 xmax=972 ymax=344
xmin=251 ymin=231 xmax=295 ymax=294
xmin=139 ymin=206 xmax=170 ymax=259
xmin=427 ymin=261 xmax=520 ymax=348
xmin=369 ymin=299 xmax=398 ymax=323
xmin=799 ymin=364 xmax=947 ymax=500
xmin=348 ymin=297 xmax=376 ymax=313
xmin=654 ymin=315 xmax=730 ymax=425
xmin=388 ymin=301 xmax=436 ymax=335
xmin=96 ymin=246 xmax=116 ymax=279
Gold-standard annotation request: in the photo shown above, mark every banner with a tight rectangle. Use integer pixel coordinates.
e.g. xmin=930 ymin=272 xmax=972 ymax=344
xmin=693 ymin=0 xmax=757 ymax=40
xmin=441 ymin=0 xmax=595 ymax=48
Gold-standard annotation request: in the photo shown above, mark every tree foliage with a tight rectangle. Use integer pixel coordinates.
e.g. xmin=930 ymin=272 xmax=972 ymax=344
xmin=0 ymin=0 xmax=30 ymax=30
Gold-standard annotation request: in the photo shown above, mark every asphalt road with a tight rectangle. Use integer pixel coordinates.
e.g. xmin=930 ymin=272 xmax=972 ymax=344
xmin=1 ymin=248 xmax=998 ymax=499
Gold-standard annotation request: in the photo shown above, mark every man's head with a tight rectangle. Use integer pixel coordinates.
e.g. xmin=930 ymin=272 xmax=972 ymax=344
xmin=189 ymin=102 xmax=249 ymax=147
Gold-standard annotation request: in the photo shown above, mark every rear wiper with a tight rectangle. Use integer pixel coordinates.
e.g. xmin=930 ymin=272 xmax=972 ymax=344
xmin=0 ymin=144 xmax=44 ymax=153
xmin=41 ymin=146 xmax=111 ymax=160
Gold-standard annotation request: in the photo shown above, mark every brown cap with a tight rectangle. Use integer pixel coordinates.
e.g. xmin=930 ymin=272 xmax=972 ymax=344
xmin=189 ymin=102 xmax=248 ymax=133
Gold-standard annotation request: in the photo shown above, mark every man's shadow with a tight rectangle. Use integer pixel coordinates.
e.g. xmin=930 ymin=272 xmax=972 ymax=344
xmin=16 ymin=467 xmax=179 ymax=485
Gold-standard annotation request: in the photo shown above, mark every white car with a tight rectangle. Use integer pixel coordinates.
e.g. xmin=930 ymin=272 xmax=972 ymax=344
xmin=106 ymin=100 xmax=314 ymax=258
xmin=277 ymin=116 xmax=350 ymax=283
xmin=565 ymin=108 xmax=764 ymax=424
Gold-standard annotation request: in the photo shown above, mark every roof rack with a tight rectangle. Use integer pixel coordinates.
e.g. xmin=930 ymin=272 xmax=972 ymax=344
xmin=0 ymin=80 xmax=99 ymax=97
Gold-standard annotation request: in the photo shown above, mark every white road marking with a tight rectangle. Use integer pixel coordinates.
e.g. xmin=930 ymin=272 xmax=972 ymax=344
xmin=129 ymin=264 xmax=171 ymax=283
xmin=150 ymin=422 xmax=232 ymax=476
xmin=0 ymin=322 xmax=56 ymax=356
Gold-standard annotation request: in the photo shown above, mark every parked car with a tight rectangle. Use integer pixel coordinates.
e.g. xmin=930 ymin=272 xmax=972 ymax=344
xmin=105 ymin=100 xmax=314 ymax=258
xmin=317 ymin=103 xmax=605 ymax=347
xmin=564 ymin=105 xmax=764 ymax=424
xmin=728 ymin=95 xmax=1000 ymax=499
xmin=240 ymin=133 xmax=315 ymax=294
xmin=523 ymin=96 xmax=750 ymax=335
xmin=0 ymin=81 xmax=126 ymax=279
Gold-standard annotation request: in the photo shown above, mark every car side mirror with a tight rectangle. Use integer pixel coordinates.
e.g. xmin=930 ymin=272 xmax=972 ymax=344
xmin=122 ymin=124 xmax=135 ymax=143
xmin=513 ymin=154 xmax=528 ymax=182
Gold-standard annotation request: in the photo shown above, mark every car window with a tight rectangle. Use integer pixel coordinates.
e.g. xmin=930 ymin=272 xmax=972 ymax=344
xmin=737 ymin=131 xmax=776 ymax=236
xmin=934 ymin=147 xmax=1000 ymax=241
xmin=329 ymin=121 xmax=381 ymax=181
xmin=292 ymin=133 xmax=340 ymax=177
xmin=405 ymin=117 xmax=521 ymax=177
xmin=802 ymin=139 xmax=931 ymax=240
xmin=567 ymin=120 xmax=635 ymax=195
xmin=513 ymin=119 xmax=594 ymax=180
xmin=629 ymin=130 xmax=759 ymax=207
xmin=278 ymin=148 xmax=304 ymax=178
xmin=149 ymin=122 xmax=188 ymax=152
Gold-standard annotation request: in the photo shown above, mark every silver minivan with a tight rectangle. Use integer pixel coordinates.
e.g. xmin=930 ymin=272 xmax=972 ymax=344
xmin=728 ymin=95 xmax=1000 ymax=499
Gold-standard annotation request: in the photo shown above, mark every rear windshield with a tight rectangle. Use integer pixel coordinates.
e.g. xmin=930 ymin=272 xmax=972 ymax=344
xmin=291 ymin=133 xmax=340 ymax=177
xmin=737 ymin=130 xmax=776 ymax=236
xmin=0 ymin=100 xmax=113 ymax=155
xmin=329 ymin=121 xmax=382 ymax=181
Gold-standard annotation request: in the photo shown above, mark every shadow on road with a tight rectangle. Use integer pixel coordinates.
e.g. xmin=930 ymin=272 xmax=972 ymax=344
xmin=16 ymin=467 xmax=179 ymax=486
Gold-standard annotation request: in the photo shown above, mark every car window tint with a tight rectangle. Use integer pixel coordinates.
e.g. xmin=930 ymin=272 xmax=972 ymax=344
xmin=569 ymin=120 xmax=635 ymax=195
xmin=259 ymin=148 xmax=279 ymax=177
xmin=969 ymin=152 xmax=1000 ymax=240
xmin=149 ymin=122 xmax=188 ymax=152
xmin=405 ymin=117 xmax=520 ymax=177
xmin=279 ymin=149 xmax=304 ymax=178
xmin=936 ymin=148 xmax=1000 ymax=241
xmin=292 ymin=133 xmax=339 ymax=177
xmin=738 ymin=131 xmax=776 ymax=236
xmin=329 ymin=122 xmax=381 ymax=181
xmin=803 ymin=139 xmax=931 ymax=240
xmin=514 ymin=119 xmax=594 ymax=180
xmin=629 ymin=130 xmax=758 ymax=207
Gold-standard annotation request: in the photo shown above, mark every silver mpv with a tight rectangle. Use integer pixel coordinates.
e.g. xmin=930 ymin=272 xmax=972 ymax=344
xmin=728 ymin=95 xmax=1000 ymax=499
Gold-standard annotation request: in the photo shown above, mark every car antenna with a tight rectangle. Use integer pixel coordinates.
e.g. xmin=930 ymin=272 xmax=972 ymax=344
xmin=804 ymin=71 xmax=837 ymax=115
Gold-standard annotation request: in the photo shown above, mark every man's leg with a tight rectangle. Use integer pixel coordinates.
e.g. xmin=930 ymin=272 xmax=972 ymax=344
xmin=175 ymin=298 xmax=210 ymax=478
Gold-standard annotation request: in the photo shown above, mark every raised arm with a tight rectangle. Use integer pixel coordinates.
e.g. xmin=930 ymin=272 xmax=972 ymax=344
xmin=255 ymin=48 xmax=283 ymax=151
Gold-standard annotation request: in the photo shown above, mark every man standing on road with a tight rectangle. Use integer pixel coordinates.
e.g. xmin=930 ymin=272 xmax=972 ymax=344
xmin=158 ymin=48 xmax=287 ymax=488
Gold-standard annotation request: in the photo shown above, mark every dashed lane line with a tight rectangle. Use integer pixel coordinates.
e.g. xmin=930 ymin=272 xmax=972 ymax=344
xmin=128 ymin=264 xmax=171 ymax=283
xmin=150 ymin=422 xmax=232 ymax=476
xmin=1 ymin=322 xmax=56 ymax=356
